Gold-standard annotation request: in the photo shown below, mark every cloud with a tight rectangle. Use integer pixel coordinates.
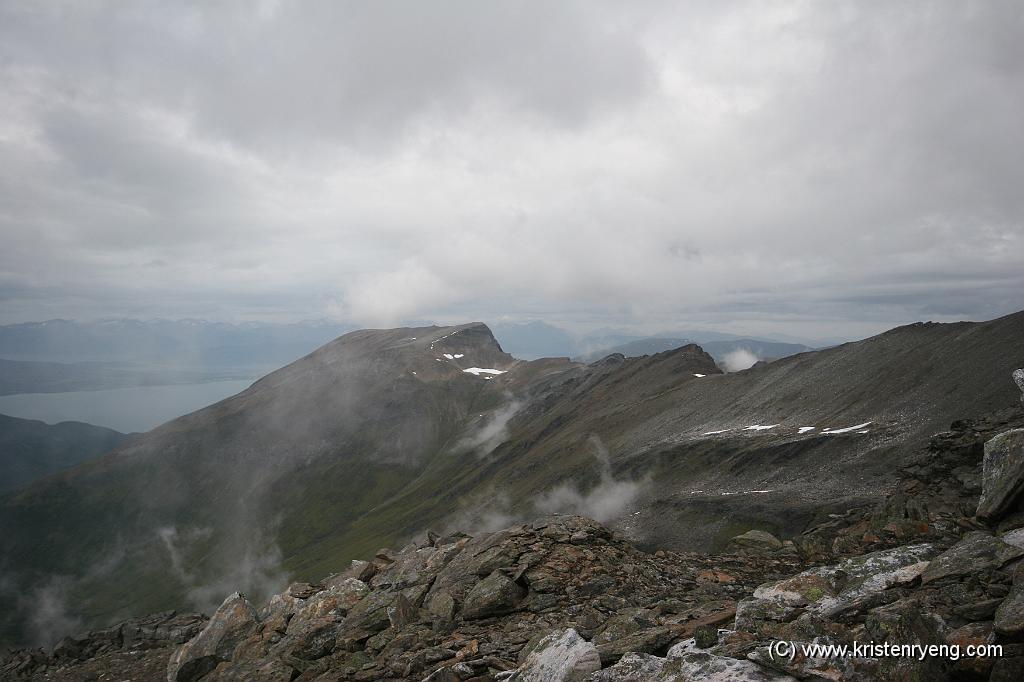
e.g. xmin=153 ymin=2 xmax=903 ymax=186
xmin=157 ymin=524 xmax=289 ymax=615
xmin=534 ymin=435 xmax=646 ymax=522
xmin=18 ymin=576 xmax=83 ymax=649
xmin=456 ymin=397 xmax=522 ymax=457
xmin=0 ymin=2 xmax=1022 ymax=336
xmin=721 ymin=348 xmax=759 ymax=372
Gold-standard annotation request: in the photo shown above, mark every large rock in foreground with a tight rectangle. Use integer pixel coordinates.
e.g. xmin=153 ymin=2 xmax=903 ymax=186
xmin=513 ymin=628 xmax=600 ymax=681
xmin=977 ymin=429 xmax=1024 ymax=521
xmin=167 ymin=593 xmax=258 ymax=682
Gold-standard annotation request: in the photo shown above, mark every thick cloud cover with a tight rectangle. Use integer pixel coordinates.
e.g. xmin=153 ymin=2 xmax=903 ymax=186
xmin=1 ymin=1 xmax=1022 ymax=338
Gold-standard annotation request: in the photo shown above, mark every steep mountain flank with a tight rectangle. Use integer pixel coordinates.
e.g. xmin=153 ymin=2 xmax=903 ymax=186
xmin=0 ymin=324 xmax=539 ymax=644
xmin=1 ymin=313 xmax=1022 ymax=649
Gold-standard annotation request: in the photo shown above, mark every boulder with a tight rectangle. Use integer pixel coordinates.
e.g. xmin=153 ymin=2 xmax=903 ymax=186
xmin=748 ymin=639 xmax=880 ymax=681
xmin=745 ymin=544 xmax=936 ymax=621
xmin=585 ymin=653 xmax=665 ymax=680
xmin=461 ymin=570 xmax=527 ymax=619
xmin=921 ymin=531 xmax=1023 ymax=583
xmin=595 ymin=626 xmax=675 ymax=665
xmin=946 ymin=621 xmax=997 ymax=679
xmin=515 ymin=628 xmax=601 ymax=682
xmin=731 ymin=530 xmax=783 ymax=552
xmin=977 ymin=429 xmax=1024 ymax=522
xmin=387 ymin=592 xmax=418 ymax=629
xmin=995 ymin=584 xmax=1024 ymax=637
xmin=1014 ymin=368 xmax=1024 ymax=402
xmin=864 ymin=598 xmax=948 ymax=681
xmin=339 ymin=589 xmax=395 ymax=640
xmin=275 ymin=580 xmax=369 ymax=660
xmin=663 ymin=650 xmax=797 ymax=681
xmin=167 ymin=592 xmax=259 ymax=682
xmin=592 ymin=608 xmax=655 ymax=645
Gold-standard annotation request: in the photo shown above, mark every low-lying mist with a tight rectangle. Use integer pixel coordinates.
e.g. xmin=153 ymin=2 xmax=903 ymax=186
xmin=456 ymin=396 xmax=522 ymax=457
xmin=446 ymin=434 xmax=647 ymax=534
xmin=721 ymin=348 xmax=759 ymax=372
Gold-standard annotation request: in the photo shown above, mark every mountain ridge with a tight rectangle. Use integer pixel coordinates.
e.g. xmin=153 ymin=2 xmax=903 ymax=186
xmin=1 ymin=312 xmax=1022 ymax=648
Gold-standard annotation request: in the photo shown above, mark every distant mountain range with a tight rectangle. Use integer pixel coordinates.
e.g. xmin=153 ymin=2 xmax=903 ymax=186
xmin=0 ymin=358 xmax=251 ymax=396
xmin=0 ymin=319 xmax=356 ymax=370
xmin=2 ymin=311 xmax=1021 ymax=647
xmin=573 ymin=337 xmax=814 ymax=367
xmin=0 ymin=413 xmax=133 ymax=494
xmin=489 ymin=321 xmax=830 ymax=360
xmin=0 ymin=318 xmax=830 ymax=372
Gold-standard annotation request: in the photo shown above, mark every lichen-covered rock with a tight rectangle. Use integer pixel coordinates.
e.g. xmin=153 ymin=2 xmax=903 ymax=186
xmin=1014 ymin=369 xmax=1024 ymax=402
xmin=864 ymin=598 xmax=948 ymax=681
xmin=592 ymin=608 xmax=655 ymax=645
xmin=167 ymin=593 xmax=258 ymax=682
xmin=750 ymin=640 xmax=880 ymax=681
xmin=585 ymin=652 xmax=666 ymax=680
xmin=731 ymin=530 xmax=783 ymax=552
xmin=513 ymin=628 xmax=601 ymax=682
xmin=339 ymin=589 xmax=395 ymax=640
xmin=743 ymin=543 xmax=936 ymax=622
xmin=461 ymin=570 xmax=527 ymax=619
xmin=995 ymin=584 xmax=1024 ymax=637
xmin=946 ymin=621 xmax=998 ymax=678
xmin=273 ymin=579 xmax=368 ymax=660
xmin=595 ymin=626 xmax=675 ymax=665
xmin=664 ymin=650 xmax=797 ymax=681
xmin=921 ymin=531 xmax=1023 ymax=583
xmin=977 ymin=429 xmax=1024 ymax=521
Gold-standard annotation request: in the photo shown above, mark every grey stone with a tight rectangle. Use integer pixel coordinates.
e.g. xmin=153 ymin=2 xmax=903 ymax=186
xmin=995 ymin=584 xmax=1024 ymax=637
xmin=664 ymin=650 xmax=797 ymax=681
xmin=585 ymin=653 xmax=665 ymax=680
xmin=731 ymin=530 xmax=783 ymax=552
xmin=922 ymin=531 xmax=1023 ymax=583
xmin=461 ymin=570 xmax=526 ymax=619
xmin=978 ymin=429 xmax=1024 ymax=521
xmin=595 ymin=626 xmax=674 ymax=665
xmin=167 ymin=592 xmax=258 ymax=682
xmin=388 ymin=592 xmax=418 ymax=629
xmin=515 ymin=628 xmax=601 ymax=682
xmin=750 ymin=543 xmax=936 ymax=619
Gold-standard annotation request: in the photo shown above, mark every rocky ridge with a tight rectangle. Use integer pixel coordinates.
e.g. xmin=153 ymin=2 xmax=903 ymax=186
xmin=5 ymin=384 xmax=1024 ymax=681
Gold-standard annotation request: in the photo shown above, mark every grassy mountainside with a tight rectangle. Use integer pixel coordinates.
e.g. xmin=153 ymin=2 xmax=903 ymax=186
xmin=1 ymin=313 xmax=1022 ymax=647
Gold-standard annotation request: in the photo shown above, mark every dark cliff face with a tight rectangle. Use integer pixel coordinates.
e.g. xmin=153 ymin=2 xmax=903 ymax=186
xmin=1 ymin=313 xmax=1022 ymax=648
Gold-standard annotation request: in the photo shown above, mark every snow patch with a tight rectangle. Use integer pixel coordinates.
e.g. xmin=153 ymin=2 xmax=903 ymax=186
xmin=703 ymin=429 xmax=731 ymax=435
xmin=744 ymin=424 xmax=779 ymax=431
xmin=693 ymin=373 xmax=705 ymax=378
xmin=463 ymin=367 xmax=507 ymax=376
xmin=824 ymin=421 xmax=873 ymax=435
xmin=798 ymin=426 xmax=816 ymax=434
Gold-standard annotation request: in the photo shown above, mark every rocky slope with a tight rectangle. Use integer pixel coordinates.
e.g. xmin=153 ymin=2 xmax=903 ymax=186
xmin=5 ymin=396 xmax=1024 ymax=681
xmin=1 ymin=313 xmax=1022 ymax=649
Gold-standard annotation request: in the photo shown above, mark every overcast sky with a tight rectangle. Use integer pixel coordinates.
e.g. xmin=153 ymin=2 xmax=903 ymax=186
xmin=1 ymin=1 xmax=1021 ymax=339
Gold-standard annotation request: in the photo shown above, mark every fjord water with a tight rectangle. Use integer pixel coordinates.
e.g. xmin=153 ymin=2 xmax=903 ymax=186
xmin=0 ymin=379 xmax=254 ymax=433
